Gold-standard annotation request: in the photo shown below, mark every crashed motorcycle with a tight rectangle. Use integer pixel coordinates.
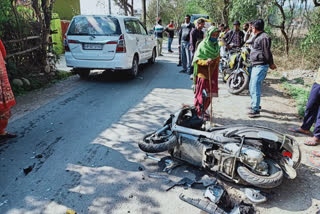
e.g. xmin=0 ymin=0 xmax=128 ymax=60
xmin=139 ymin=106 xmax=301 ymax=189
xmin=220 ymin=47 xmax=251 ymax=95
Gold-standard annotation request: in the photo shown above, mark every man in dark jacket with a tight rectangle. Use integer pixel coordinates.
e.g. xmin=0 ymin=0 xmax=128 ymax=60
xmin=248 ymin=19 xmax=277 ymax=118
xmin=165 ymin=20 xmax=175 ymax=53
xmin=178 ymin=15 xmax=195 ymax=74
xmin=222 ymin=20 xmax=245 ymax=50
xmin=189 ymin=18 xmax=205 ymax=55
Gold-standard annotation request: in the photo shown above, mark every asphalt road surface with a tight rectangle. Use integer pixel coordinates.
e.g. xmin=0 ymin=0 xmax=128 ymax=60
xmin=0 ymin=44 xmax=202 ymax=214
xmin=1 ymin=42 xmax=320 ymax=214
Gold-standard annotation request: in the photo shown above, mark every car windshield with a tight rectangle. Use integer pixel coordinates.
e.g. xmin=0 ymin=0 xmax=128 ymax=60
xmin=68 ymin=16 xmax=121 ymax=36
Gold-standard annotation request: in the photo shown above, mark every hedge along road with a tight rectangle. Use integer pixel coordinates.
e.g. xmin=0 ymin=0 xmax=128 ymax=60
xmin=0 ymin=41 xmax=319 ymax=214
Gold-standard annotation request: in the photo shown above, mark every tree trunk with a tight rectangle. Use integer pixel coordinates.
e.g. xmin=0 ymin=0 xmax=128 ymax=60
xmin=268 ymin=0 xmax=290 ymax=56
xmin=223 ymin=0 xmax=230 ymax=26
xmin=142 ymin=0 xmax=146 ymax=24
xmin=280 ymin=28 xmax=289 ymax=55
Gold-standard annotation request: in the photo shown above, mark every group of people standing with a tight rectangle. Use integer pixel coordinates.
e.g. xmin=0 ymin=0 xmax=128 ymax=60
xmin=154 ymin=19 xmax=175 ymax=56
xmin=192 ymin=18 xmax=276 ymax=119
xmin=156 ymin=16 xmax=277 ymax=120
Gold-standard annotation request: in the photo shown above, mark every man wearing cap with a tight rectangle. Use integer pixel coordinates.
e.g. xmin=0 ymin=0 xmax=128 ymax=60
xmin=222 ymin=20 xmax=245 ymax=50
xmin=178 ymin=15 xmax=195 ymax=74
xmin=248 ymin=19 xmax=277 ymax=118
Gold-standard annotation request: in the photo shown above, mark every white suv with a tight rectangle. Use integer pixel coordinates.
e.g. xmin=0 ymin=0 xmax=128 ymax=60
xmin=64 ymin=15 xmax=157 ymax=79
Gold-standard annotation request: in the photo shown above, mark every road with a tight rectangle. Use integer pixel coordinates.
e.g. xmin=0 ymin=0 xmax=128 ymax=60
xmin=1 ymin=42 xmax=319 ymax=214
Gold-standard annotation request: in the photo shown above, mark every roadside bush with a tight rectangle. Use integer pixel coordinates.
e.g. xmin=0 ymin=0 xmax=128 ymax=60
xmin=282 ymin=81 xmax=310 ymax=117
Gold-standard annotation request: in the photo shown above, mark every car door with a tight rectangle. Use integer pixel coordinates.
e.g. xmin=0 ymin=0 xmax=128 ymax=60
xmin=137 ymin=21 xmax=152 ymax=59
xmin=124 ymin=19 xmax=145 ymax=61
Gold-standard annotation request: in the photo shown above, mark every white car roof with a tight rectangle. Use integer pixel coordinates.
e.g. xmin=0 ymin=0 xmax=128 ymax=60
xmin=72 ymin=15 xmax=139 ymax=20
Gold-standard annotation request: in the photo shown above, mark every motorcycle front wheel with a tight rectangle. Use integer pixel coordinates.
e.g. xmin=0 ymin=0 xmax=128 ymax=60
xmin=227 ymin=72 xmax=249 ymax=95
xmin=237 ymin=159 xmax=283 ymax=189
xmin=139 ymin=131 xmax=177 ymax=153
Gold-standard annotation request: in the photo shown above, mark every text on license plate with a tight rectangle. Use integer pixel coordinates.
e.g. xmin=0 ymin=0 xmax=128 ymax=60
xmin=83 ymin=44 xmax=103 ymax=50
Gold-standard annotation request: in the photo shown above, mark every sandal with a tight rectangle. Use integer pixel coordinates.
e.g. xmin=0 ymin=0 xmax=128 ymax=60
xmin=289 ymin=128 xmax=311 ymax=136
xmin=0 ymin=132 xmax=17 ymax=139
xmin=304 ymin=138 xmax=320 ymax=146
xmin=312 ymin=151 xmax=320 ymax=157
xmin=309 ymin=156 xmax=320 ymax=169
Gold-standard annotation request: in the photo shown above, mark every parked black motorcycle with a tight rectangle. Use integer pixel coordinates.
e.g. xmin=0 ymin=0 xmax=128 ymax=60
xmin=139 ymin=107 xmax=301 ymax=189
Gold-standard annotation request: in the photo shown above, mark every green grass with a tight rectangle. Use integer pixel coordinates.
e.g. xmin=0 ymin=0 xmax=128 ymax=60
xmin=282 ymin=81 xmax=310 ymax=117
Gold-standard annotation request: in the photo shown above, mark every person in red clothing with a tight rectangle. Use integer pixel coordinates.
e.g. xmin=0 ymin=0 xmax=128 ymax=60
xmin=0 ymin=39 xmax=16 ymax=139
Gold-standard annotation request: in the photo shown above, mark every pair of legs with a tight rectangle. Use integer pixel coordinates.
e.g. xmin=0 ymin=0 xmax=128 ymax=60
xmin=291 ymin=83 xmax=320 ymax=145
xmin=249 ymin=65 xmax=269 ymax=113
xmin=157 ymin=38 xmax=163 ymax=56
xmin=167 ymin=37 xmax=173 ymax=52
xmin=181 ymin=41 xmax=192 ymax=74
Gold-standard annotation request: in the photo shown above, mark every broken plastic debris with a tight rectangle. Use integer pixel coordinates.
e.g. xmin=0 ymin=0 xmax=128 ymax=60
xmin=179 ymin=194 xmax=227 ymax=214
xmin=66 ymin=209 xmax=77 ymax=214
xmin=145 ymin=154 xmax=161 ymax=161
xmin=196 ymin=175 xmax=217 ymax=187
xmin=204 ymin=185 xmax=224 ymax=203
xmin=241 ymin=188 xmax=267 ymax=204
xmin=148 ymin=173 xmax=170 ymax=183
xmin=0 ymin=200 xmax=8 ymax=207
xmin=23 ymin=164 xmax=35 ymax=175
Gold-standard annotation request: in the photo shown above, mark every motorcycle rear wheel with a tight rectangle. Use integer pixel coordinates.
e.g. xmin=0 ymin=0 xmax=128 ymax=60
xmin=237 ymin=159 xmax=283 ymax=189
xmin=227 ymin=72 xmax=249 ymax=95
xmin=139 ymin=131 xmax=177 ymax=153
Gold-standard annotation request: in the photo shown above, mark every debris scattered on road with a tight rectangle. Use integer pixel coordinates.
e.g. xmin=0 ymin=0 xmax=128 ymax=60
xmin=166 ymin=177 xmax=195 ymax=191
xmin=23 ymin=163 xmax=35 ymax=175
xmin=0 ymin=200 xmax=8 ymax=207
xmin=66 ymin=209 xmax=77 ymax=214
xmin=204 ymin=184 xmax=225 ymax=203
xmin=241 ymin=188 xmax=267 ymax=204
xmin=148 ymin=173 xmax=171 ymax=183
xmin=35 ymin=154 xmax=43 ymax=159
xmin=179 ymin=194 xmax=227 ymax=214
xmin=138 ymin=166 xmax=144 ymax=171
xmin=162 ymin=158 xmax=182 ymax=174
xmin=145 ymin=154 xmax=161 ymax=162
xmin=196 ymin=175 xmax=217 ymax=187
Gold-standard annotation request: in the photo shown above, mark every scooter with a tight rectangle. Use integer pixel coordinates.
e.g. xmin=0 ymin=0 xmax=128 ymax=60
xmin=139 ymin=105 xmax=301 ymax=189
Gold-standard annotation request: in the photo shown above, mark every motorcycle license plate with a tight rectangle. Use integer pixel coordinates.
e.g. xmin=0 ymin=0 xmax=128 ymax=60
xmin=83 ymin=43 xmax=103 ymax=50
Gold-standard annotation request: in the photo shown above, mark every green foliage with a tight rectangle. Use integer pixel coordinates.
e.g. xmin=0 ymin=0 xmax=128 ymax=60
xmin=51 ymin=13 xmax=64 ymax=55
xmin=282 ymin=81 xmax=310 ymax=117
xmin=53 ymin=0 xmax=80 ymax=20
xmin=300 ymin=7 xmax=320 ymax=69
xmin=229 ymin=0 xmax=259 ymax=23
